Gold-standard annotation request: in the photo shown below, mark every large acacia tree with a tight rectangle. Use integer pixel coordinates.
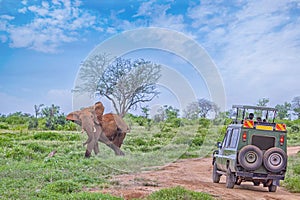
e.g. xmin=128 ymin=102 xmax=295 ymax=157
xmin=184 ymin=98 xmax=219 ymax=119
xmin=76 ymin=54 xmax=161 ymax=117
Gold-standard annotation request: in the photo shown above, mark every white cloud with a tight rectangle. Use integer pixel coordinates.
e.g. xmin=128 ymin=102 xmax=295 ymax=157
xmin=18 ymin=7 xmax=27 ymax=14
xmin=2 ymin=0 xmax=102 ymax=53
xmin=187 ymin=0 xmax=300 ymax=107
xmin=133 ymin=0 xmax=156 ymax=17
xmin=110 ymin=0 xmax=194 ymax=38
xmin=0 ymin=15 xmax=15 ymax=20
xmin=0 ymin=35 xmax=7 ymax=42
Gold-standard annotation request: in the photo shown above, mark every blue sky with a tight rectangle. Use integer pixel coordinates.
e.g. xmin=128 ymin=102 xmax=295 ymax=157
xmin=0 ymin=0 xmax=300 ymax=115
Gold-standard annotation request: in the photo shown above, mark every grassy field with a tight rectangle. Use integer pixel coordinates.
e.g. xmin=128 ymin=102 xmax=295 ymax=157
xmin=0 ymin=122 xmax=219 ymax=199
xmin=0 ymin=120 xmax=299 ymax=199
xmin=284 ymin=151 xmax=300 ymax=192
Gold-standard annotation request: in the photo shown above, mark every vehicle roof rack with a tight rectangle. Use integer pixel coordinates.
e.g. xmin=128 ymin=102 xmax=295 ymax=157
xmin=232 ymin=105 xmax=277 ymax=111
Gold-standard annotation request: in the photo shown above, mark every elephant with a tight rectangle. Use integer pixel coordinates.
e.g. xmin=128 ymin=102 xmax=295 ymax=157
xmin=66 ymin=102 xmax=126 ymax=157
xmin=101 ymin=113 xmax=129 ymax=147
xmin=82 ymin=113 xmax=129 ymax=148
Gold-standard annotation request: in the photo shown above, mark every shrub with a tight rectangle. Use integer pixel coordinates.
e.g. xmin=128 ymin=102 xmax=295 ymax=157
xmin=161 ymin=125 xmax=172 ymax=132
xmin=284 ymin=176 xmax=300 ymax=192
xmin=5 ymin=145 xmax=36 ymax=160
xmin=42 ymin=180 xmax=81 ymax=194
xmin=63 ymin=122 xmax=78 ymax=131
xmin=199 ymin=118 xmax=211 ymax=128
xmin=291 ymin=125 xmax=300 ymax=133
xmin=27 ymin=142 xmax=49 ymax=153
xmin=146 ymin=186 xmax=214 ymax=200
xmin=28 ymin=119 xmax=38 ymax=129
xmin=294 ymin=165 xmax=300 ymax=175
xmin=166 ymin=118 xmax=182 ymax=128
xmin=33 ymin=132 xmax=80 ymax=141
xmin=0 ymin=122 xmax=9 ymax=129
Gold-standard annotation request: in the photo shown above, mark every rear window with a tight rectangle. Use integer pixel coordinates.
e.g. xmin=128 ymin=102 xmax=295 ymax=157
xmin=251 ymin=135 xmax=275 ymax=150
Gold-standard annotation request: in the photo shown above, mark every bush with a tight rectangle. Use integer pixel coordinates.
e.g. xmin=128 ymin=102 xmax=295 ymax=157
xmin=33 ymin=132 xmax=80 ymax=141
xmin=27 ymin=142 xmax=49 ymax=153
xmin=42 ymin=180 xmax=81 ymax=194
xmin=191 ymin=129 xmax=208 ymax=147
xmin=167 ymin=118 xmax=182 ymax=128
xmin=63 ymin=122 xmax=78 ymax=131
xmin=0 ymin=122 xmax=9 ymax=129
xmin=291 ymin=125 xmax=300 ymax=133
xmin=64 ymin=192 xmax=122 ymax=200
xmin=199 ymin=118 xmax=211 ymax=128
xmin=294 ymin=165 xmax=300 ymax=175
xmin=5 ymin=145 xmax=36 ymax=160
xmin=146 ymin=186 xmax=214 ymax=200
xmin=284 ymin=176 xmax=300 ymax=192
xmin=28 ymin=119 xmax=38 ymax=129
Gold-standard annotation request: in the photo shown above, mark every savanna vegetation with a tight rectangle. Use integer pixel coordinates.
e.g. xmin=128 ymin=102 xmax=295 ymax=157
xmin=1 ymin=52 xmax=300 ymax=199
xmin=0 ymin=101 xmax=300 ymax=199
xmin=0 ymin=112 xmax=219 ymax=199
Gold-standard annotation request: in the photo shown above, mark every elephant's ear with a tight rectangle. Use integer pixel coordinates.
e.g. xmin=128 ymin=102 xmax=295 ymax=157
xmin=94 ymin=101 xmax=104 ymax=124
xmin=66 ymin=111 xmax=81 ymax=125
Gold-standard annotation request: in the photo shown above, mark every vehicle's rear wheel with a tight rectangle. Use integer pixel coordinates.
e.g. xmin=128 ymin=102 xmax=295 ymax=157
xmin=263 ymin=147 xmax=287 ymax=173
xmin=238 ymin=145 xmax=263 ymax=171
xmin=226 ymin=168 xmax=235 ymax=189
xmin=212 ymin=162 xmax=221 ymax=183
xmin=268 ymin=185 xmax=277 ymax=192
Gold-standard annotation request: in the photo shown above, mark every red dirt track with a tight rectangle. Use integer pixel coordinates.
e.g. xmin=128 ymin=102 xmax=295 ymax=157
xmin=101 ymin=146 xmax=300 ymax=200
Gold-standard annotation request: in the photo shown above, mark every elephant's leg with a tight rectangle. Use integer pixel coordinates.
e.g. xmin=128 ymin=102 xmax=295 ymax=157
xmin=113 ymin=132 xmax=127 ymax=148
xmin=82 ymin=127 xmax=96 ymax=146
xmin=83 ymin=138 xmax=92 ymax=146
xmin=93 ymin=141 xmax=99 ymax=155
xmin=98 ymin=133 xmax=125 ymax=156
xmin=85 ymin=138 xmax=97 ymax=158
xmin=85 ymin=143 xmax=92 ymax=158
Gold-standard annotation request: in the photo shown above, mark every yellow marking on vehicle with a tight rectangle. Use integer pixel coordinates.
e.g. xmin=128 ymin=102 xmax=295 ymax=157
xmin=256 ymin=125 xmax=273 ymax=131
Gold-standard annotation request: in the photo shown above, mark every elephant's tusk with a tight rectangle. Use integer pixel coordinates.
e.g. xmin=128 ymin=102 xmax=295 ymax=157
xmin=93 ymin=126 xmax=96 ymax=133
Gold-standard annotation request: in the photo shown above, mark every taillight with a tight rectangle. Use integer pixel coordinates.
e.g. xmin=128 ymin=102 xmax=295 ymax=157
xmin=279 ymin=135 xmax=284 ymax=146
xmin=242 ymin=131 xmax=247 ymax=142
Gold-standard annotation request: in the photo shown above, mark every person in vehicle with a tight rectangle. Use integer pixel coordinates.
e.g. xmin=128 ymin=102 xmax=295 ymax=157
xmin=248 ymin=113 xmax=254 ymax=120
xmin=257 ymin=117 xmax=262 ymax=122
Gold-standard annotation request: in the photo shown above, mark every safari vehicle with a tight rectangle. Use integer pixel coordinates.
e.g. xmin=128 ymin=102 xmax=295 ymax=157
xmin=212 ymin=105 xmax=287 ymax=192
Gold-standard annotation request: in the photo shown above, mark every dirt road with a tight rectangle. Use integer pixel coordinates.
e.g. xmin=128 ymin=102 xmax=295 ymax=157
xmin=101 ymin=146 xmax=300 ymax=200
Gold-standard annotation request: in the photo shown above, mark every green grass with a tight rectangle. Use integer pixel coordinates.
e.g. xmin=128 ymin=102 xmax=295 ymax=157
xmin=145 ymin=186 xmax=214 ymax=200
xmin=0 ymin=122 xmax=299 ymax=199
xmin=0 ymin=131 xmax=118 ymax=199
xmin=287 ymin=129 xmax=300 ymax=146
xmin=283 ymin=151 xmax=300 ymax=192
xmin=0 ymin=123 xmax=219 ymax=199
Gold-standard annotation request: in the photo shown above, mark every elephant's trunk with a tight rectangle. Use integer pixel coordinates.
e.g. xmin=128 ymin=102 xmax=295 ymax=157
xmin=82 ymin=126 xmax=97 ymax=146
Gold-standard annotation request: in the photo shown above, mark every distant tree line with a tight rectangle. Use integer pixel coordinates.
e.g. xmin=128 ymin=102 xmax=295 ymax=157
xmin=0 ymin=104 xmax=77 ymax=131
xmin=1 ymin=96 xmax=300 ymax=131
xmin=254 ymin=97 xmax=300 ymax=120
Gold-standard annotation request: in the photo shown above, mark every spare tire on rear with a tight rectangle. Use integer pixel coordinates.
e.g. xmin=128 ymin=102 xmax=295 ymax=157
xmin=263 ymin=147 xmax=287 ymax=173
xmin=238 ymin=145 xmax=263 ymax=171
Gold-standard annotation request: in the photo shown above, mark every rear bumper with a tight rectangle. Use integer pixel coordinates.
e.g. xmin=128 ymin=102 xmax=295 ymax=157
xmin=236 ymin=171 xmax=285 ymax=180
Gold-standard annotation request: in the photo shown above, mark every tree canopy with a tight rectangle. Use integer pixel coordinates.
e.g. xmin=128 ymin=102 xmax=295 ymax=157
xmin=184 ymin=98 xmax=219 ymax=119
xmin=76 ymin=54 xmax=161 ymax=117
xmin=292 ymin=96 xmax=300 ymax=119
